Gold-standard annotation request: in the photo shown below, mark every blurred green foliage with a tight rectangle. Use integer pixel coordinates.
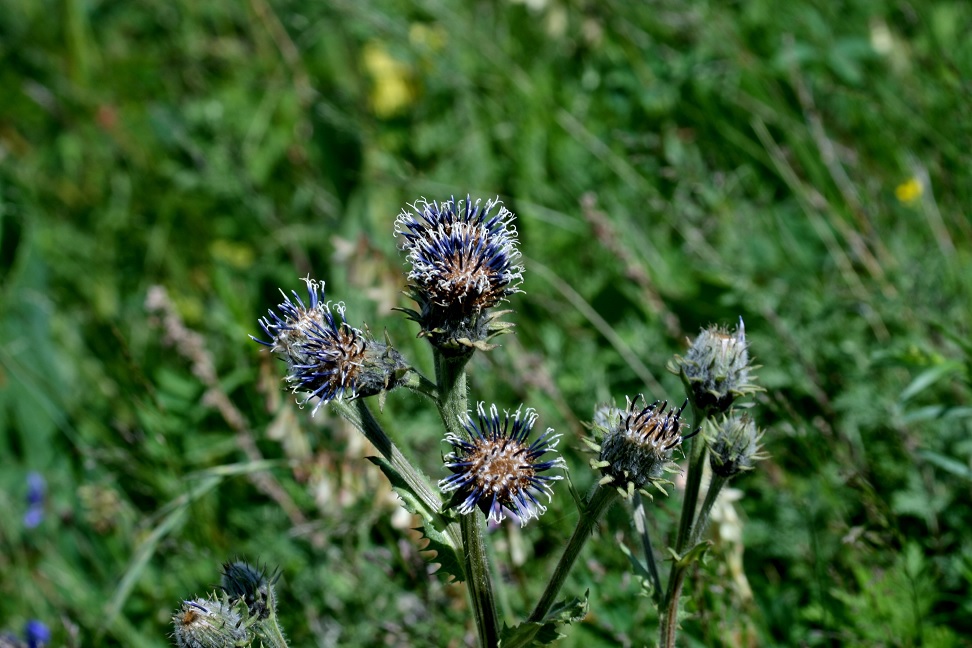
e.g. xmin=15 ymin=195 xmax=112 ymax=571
xmin=2 ymin=0 xmax=971 ymax=645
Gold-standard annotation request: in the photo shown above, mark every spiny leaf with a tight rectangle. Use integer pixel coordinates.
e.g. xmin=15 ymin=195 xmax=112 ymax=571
xmin=366 ymin=455 xmax=465 ymax=583
xmin=499 ymin=592 xmax=589 ymax=647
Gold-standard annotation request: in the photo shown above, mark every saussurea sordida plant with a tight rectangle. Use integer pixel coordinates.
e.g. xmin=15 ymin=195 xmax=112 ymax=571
xmin=169 ymin=195 xmax=767 ymax=647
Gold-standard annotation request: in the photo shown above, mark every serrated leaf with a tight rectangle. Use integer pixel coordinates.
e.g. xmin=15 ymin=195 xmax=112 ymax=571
xmin=499 ymin=592 xmax=589 ymax=648
xmin=366 ymin=455 xmax=465 ymax=583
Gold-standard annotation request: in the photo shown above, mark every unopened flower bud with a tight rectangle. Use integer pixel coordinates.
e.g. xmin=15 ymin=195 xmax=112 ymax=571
xmin=252 ymin=277 xmax=411 ymax=414
xmin=395 ymin=195 xmax=523 ymax=354
xmin=172 ymin=598 xmax=247 ymax=648
xmin=221 ymin=560 xmax=279 ymax=620
xmin=707 ymin=412 xmax=766 ymax=478
xmin=669 ymin=318 xmax=760 ymax=416
xmin=588 ymin=396 xmax=691 ymax=498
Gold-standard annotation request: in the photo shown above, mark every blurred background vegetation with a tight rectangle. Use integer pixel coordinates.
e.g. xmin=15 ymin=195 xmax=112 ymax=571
xmin=1 ymin=0 xmax=970 ymax=645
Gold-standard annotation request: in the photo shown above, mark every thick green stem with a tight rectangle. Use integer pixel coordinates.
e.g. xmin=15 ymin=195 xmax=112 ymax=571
xmin=435 ymin=350 xmax=500 ymax=648
xmin=660 ymin=562 xmax=687 ymax=648
xmin=256 ymin=609 xmax=290 ymax=648
xmin=461 ymin=512 xmax=500 ymax=648
xmin=661 ymin=406 xmax=708 ymax=648
xmin=673 ymin=405 xmax=707 ymax=554
xmin=528 ymin=484 xmax=619 ymax=622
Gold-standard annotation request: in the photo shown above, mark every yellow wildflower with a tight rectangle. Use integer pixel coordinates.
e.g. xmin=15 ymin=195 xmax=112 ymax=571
xmin=895 ymin=177 xmax=923 ymax=205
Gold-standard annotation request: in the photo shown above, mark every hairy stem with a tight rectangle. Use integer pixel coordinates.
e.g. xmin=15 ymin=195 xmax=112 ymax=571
xmin=528 ymin=484 xmax=619 ymax=622
xmin=661 ymin=405 xmax=708 ymax=648
xmin=436 ymin=350 xmax=500 ymax=648
xmin=673 ymin=405 xmax=707 ymax=554
xmin=660 ymin=562 xmax=687 ymax=648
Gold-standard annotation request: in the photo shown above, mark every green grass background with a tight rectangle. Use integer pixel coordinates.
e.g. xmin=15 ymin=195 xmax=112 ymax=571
xmin=1 ymin=0 xmax=971 ymax=645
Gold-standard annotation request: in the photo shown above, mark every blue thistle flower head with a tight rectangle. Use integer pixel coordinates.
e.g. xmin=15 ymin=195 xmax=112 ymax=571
xmin=252 ymin=277 xmax=410 ymax=414
xmin=395 ymin=195 xmax=523 ymax=354
xmin=589 ymin=396 xmax=692 ymax=499
xmin=439 ymin=403 xmax=566 ymax=526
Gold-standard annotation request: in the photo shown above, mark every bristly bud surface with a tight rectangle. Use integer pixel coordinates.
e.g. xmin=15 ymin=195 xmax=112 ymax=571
xmin=252 ymin=277 xmax=411 ymax=413
xmin=589 ymin=396 xmax=689 ymax=498
xmin=221 ymin=560 xmax=279 ymax=620
xmin=707 ymin=412 xmax=766 ymax=478
xmin=439 ymin=403 xmax=565 ymax=526
xmin=668 ymin=318 xmax=760 ymax=416
xmin=394 ymin=195 xmax=523 ymax=354
xmin=172 ymin=597 xmax=247 ymax=648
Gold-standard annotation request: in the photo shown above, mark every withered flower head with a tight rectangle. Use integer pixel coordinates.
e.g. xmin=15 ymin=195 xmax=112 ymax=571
xmin=252 ymin=277 xmax=410 ymax=413
xmin=172 ymin=597 xmax=247 ymax=648
xmin=439 ymin=403 xmax=565 ymax=526
xmin=707 ymin=412 xmax=767 ymax=478
xmin=588 ymin=396 xmax=690 ymax=498
xmin=395 ymin=195 xmax=523 ymax=354
xmin=668 ymin=318 xmax=760 ymax=416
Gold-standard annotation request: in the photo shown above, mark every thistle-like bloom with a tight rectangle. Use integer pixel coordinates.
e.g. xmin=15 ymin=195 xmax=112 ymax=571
xmin=707 ymin=412 xmax=766 ymax=478
xmin=252 ymin=278 xmax=410 ymax=414
xmin=440 ymin=403 xmax=565 ymax=526
xmin=221 ymin=560 xmax=279 ymax=620
xmin=668 ymin=318 xmax=760 ymax=416
xmin=588 ymin=396 xmax=691 ymax=498
xmin=172 ymin=598 xmax=247 ymax=648
xmin=395 ymin=195 xmax=523 ymax=353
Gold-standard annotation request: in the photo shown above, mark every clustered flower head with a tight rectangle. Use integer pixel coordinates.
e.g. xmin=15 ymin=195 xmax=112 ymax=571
xmin=395 ymin=195 xmax=523 ymax=354
xmin=439 ymin=403 xmax=565 ymax=526
xmin=706 ymin=412 xmax=766 ymax=478
xmin=588 ymin=396 xmax=691 ymax=498
xmin=668 ymin=318 xmax=760 ymax=416
xmin=172 ymin=598 xmax=247 ymax=648
xmin=252 ymin=277 xmax=410 ymax=414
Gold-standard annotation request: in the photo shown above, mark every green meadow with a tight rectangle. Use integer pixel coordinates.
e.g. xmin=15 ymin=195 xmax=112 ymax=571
xmin=1 ymin=0 xmax=970 ymax=645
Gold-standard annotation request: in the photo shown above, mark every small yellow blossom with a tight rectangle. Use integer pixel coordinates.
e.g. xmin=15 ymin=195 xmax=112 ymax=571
xmin=895 ymin=177 xmax=923 ymax=205
xmin=362 ymin=43 xmax=415 ymax=118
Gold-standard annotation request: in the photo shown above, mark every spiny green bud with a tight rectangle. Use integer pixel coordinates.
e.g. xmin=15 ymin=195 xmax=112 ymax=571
xmin=668 ymin=318 xmax=761 ymax=416
xmin=706 ymin=412 xmax=766 ymax=478
xmin=586 ymin=396 xmax=692 ymax=499
xmin=221 ymin=560 xmax=279 ymax=620
xmin=172 ymin=597 xmax=247 ymax=648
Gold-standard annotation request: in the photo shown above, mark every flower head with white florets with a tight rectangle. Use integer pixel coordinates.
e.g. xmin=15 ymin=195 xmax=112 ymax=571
xmin=395 ymin=195 xmax=523 ymax=354
xmin=439 ymin=403 xmax=565 ymax=526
